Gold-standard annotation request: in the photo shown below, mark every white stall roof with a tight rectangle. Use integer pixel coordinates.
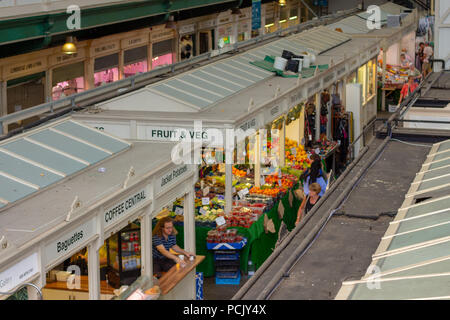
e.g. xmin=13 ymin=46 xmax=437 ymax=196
xmin=95 ymin=27 xmax=351 ymax=114
xmin=0 ymin=119 xmax=130 ymax=208
xmin=327 ymin=15 xmax=373 ymax=34
xmin=337 ymin=139 xmax=450 ymax=300
xmin=379 ymin=2 xmax=411 ymax=15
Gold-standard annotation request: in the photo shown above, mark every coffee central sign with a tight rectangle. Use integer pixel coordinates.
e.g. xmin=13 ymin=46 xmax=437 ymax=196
xmin=104 ymin=186 xmax=150 ymax=228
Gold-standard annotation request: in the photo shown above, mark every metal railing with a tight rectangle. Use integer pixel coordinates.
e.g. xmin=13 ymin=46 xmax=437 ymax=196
xmin=0 ymin=8 xmax=359 ymax=136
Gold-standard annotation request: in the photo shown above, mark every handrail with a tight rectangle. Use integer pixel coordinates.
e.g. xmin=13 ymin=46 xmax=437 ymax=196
xmin=0 ymin=282 xmax=43 ymax=300
xmin=0 ymin=8 xmax=359 ymax=136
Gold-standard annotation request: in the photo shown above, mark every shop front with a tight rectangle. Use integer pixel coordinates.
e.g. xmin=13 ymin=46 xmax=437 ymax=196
xmin=236 ymin=8 xmax=252 ymax=42
xmin=91 ymin=41 xmax=120 ymax=87
xmin=216 ymin=11 xmax=235 ymax=50
xmin=263 ymin=2 xmax=279 ymax=34
xmin=122 ymin=34 xmax=150 ymax=78
xmin=151 ymin=25 xmax=177 ymax=69
xmin=197 ymin=17 xmax=217 ymax=54
xmin=178 ymin=22 xmax=197 ymax=61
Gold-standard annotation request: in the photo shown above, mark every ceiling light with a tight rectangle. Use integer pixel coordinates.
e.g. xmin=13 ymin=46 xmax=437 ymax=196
xmin=62 ymin=36 xmax=77 ymax=55
xmin=279 ymin=0 xmax=286 ymax=6
xmin=165 ymin=15 xmax=176 ymax=29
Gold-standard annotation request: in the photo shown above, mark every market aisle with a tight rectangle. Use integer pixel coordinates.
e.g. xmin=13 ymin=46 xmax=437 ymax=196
xmin=268 ymin=138 xmax=431 ymax=300
xmin=203 ymin=276 xmax=249 ymax=300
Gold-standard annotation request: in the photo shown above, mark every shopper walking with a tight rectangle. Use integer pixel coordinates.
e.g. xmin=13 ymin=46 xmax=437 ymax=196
xmin=296 ymin=183 xmax=321 ymax=225
xmin=416 ymin=42 xmax=425 ymax=72
xmin=398 ymin=75 xmax=418 ymax=106
xmin=422 ymin=42 xmax=434 ymax=77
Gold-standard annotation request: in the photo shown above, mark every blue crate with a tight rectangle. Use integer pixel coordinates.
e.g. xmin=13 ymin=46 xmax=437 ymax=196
xmin=216 ymin=270 xmax=240 ymax=279
xmin=206 ymin=238 xmax=247 ymax=250
xmin=215 ymin=272 xmax=241 ymax=285
xmin=214 ymin=252 xmax=240 ymax=261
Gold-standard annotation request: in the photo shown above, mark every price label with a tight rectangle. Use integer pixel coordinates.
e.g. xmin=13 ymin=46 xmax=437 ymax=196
xmin=261 ymin=176 xmax=265 ymax=185
xmin=278 ymin=179 xmax=282 ymax=187
xmin=212 ymin=179 xmax=216 ymax=184
xmin=215 ymin=216 xmax=226 ymax=226
xmin=199 ymin=208 xmax=207 ymax=215
xmin=200 ymin=180 xmax=205 ymax=189
xmin=175 ymin=207 xmax=184 ymax=215
xmin=247 ymin=169 xmax=250 ymax=175
xmin=291 ymin=148 xmax=297 ymax=155
xmin=238 ymin=188 xmax=249 ymax=199
xmin=315 ymin=148 xmax=320 ymax=155
xmin=202 ymin=197 xmax=210 ymax=206
xmin=218 ymin=195 xmax=225 ymax=200
xmin=308 ymin=135 xmax=312 ymax=140
xmin=203 ymin=187 xmax=210 ymax=197
xmin=232 ymin=187 xmax=236 ymax=193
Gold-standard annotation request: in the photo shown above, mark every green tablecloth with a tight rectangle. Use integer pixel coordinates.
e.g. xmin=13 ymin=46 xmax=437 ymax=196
xmin=170 ymin=183 xmax=303 ymax=277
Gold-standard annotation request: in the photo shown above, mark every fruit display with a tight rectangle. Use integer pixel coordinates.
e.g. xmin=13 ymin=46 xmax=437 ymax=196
xmin=195 ymin=206 xmax=224 ymax=223
xmin=206 ymin=228 xmax=244 ymax=243
xmin=232 ymin=167 xmax=247 ymax=178
xmin=285 ymin=138 xmax=311 ymax=170
xmin=249 ymin=186 xmax=280 ymax=197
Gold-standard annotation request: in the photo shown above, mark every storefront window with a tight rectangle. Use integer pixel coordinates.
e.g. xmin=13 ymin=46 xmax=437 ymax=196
xmin=52 ymin=62 xmax=85 ymax=100
xmin=368 ymin=59 xmax=376 ymax=99
xmin=94 ymin=53 xmax=119 ymax=87
xmin=280 ymin=7 xmax=289 ymax=29
xmin=289 ymin=7 xmax=299 ymax=26
xmin=217 ymin=24 xmax=234 ymax=49
xmin=358 ymin=65 xmax=367 ymax=104
xmin=237 ymin=21 xmax=251 ymax=42
xmin=152 ymin=39 xmax=175 ymax=68
xmin=123 ymin=46 xmax=148 ymax=78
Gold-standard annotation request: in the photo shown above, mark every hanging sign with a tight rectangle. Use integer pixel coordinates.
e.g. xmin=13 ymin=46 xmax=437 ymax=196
xmin=0 ymin=253 xmax=40 ymax=294
xmin=44 ymin=218 xmax=96 ymax=267
xmin=252 ymin=0 xmax=262 ymax=30
xmin=104 ymin=185 xmax=151 ymax=228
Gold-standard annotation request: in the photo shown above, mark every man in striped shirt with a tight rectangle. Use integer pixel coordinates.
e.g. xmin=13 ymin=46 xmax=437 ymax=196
xmin=152 ymin=216 xmax=195 ymax=277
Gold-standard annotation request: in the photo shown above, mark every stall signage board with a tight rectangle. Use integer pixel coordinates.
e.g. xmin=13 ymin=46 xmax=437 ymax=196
xmin=82 ymin=120 xmax=131 ymax=139
xmin=92 ymin=41 xmax=119 ymax=56
xmin=151 ymin=29 xmax=175 ymax=42
xmin=4 ymin=58 xmax=46 ymax=79
xmin=104 ymin=185 xmax=151 ymax=228
xmin=155 ymin=164 xmax=192 ymax=196
xmin=179 ymin=24 xmax=195 ymax=35
xmin=252 ymin=0 xmax=262 ymax=30
xmin=290 ymin=88 xmax=305 ymax=107
xmin=121 ymin=36 xmax=148 ymax=50
xmin=50 ymin=50 xmax=85 ymax=66
xmin=265 ymin=101 xmax=286 ymax=123
xmin=44 ymin=218 xmax=96 ymax=267
xmin=198 ymin=19 xmax=216 ymax=30
xmin=0 ymin=252 xmax=40 ymax=293
xmin=144 ymin=126 xmax=216 ymax=143
xmin=237 ymin=114 xmax=263 ymax=133
xmin=307 ymin=81 xmax=321 ymax=97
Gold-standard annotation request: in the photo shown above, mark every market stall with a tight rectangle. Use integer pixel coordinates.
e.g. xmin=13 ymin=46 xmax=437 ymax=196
xmin=72 ymin=24 xmax=381 ymax=284
xmin=0 ymin=117 xmax=201 ymax=300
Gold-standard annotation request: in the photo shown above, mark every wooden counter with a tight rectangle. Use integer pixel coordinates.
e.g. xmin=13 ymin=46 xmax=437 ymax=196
xmin=44 ymin=275 xmax=116 ymax=295
xmin=159 ymin=255 xmax=205 ymax=295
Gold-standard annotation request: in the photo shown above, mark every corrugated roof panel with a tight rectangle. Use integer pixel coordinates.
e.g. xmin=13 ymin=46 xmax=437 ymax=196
xmin=348 ymin=275 xmax=450 ymax=300
xmin=180 ymin=74 xmax=234 ymax=96
xmin=0 ymin=174 xmax=37 ymax=203
xmin=165 ymin=79 xmax=223 ymax=102
xmin=430 ymin=158 xmax=450 ymax=170
xmin=396 ymin=210 xmax=450 ymax=234
xmin=432 ymin=150 xmax=450 ymax=161
xmin=375 ymin=240 xmax=450 ymax=272
xmin=384 ymin=259 xmax=450 ymax=278
xmin=191 ymin=70 xmax=244 ymax=91
xmin=53 ymin=121 xmax=129 ymax=154
xmin=213 ymin=62 xmax=263 ymax=82
xmin=402 ymin=197 xmax=450 ymax=220
xmin=417 ymin=175 xmax=450 ymax=191
xmin=437 ymin=140 xmax=450 ymax=152
xmin=387 ymin=223 xmax=450 ymax=251
xmin=228 ymin=58 xmax=274 ymax=78
xmin=205 ymin=66 xmax=254 ymax=87
xmin=150 ymin=83 xmax=211 ymax=108
xmin=28 ymin=129 xmax=111 ymax=164
xmin=0 ymin=151 xmax=61 ymax=188
xmin=1 ymin=139 xmax=87 ymax=175
xmin=422 ymin=166 xmax=450 ymax=180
